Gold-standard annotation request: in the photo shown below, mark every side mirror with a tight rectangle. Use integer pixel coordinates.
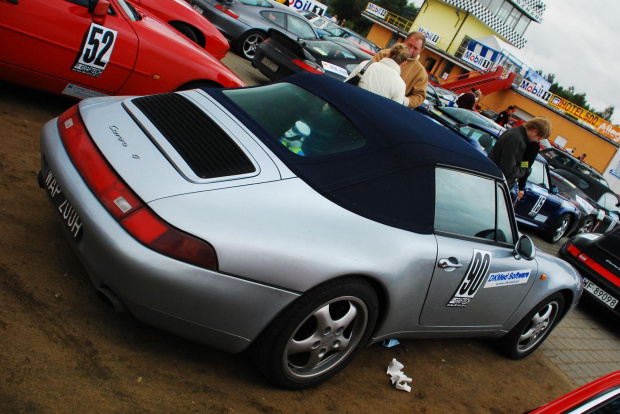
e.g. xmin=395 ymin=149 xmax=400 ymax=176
xmin=514 ymin=234 xmax=536 ymax=260
xmin=89 ymin=0 xmax=110 ymax=16
xmin=550 ymin=185 xmax=559 ymax=195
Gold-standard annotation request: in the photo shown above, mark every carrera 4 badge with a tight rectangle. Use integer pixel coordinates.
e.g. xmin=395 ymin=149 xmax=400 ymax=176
xmin=447 ymin=249 xmax=491 ymax=308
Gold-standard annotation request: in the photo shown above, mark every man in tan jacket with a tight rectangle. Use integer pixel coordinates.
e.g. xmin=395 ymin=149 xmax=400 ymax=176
xmin=372 ymin=31 xmax=428 ymax=108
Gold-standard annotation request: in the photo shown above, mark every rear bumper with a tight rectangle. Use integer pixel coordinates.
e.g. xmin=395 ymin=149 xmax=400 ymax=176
xmin=558 ymin=244 xmax=620 ymax=316
xmin=39 ymin=118 xmax=299 ymax=353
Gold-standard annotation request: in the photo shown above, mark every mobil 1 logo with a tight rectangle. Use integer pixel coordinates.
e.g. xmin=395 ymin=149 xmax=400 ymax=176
xmin=446 ymin=249 xmax=492 ymax=307
xmin=72 ymin=23 xmax=118 ymax=78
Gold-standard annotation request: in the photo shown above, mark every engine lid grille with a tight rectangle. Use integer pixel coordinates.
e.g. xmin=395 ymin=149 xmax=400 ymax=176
xmin=132 ymin=93 xmax=256 ymax=179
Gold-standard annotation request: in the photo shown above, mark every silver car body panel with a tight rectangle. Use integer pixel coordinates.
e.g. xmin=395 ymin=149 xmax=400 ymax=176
xmin=40 ymin=88 xmax=583 ymax=353
xmin=40 ymin=119 xmax=302 ymax=353
xmin=189 ymin=0 xmax=317 ymax=44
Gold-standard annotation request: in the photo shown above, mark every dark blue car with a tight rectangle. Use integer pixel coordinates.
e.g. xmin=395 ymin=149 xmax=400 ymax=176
xmin=512 ymin=155 xmax=581 ymax=243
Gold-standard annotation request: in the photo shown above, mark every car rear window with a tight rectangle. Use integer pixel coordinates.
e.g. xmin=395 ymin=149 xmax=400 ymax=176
xmin=304 ymin=40 xmax=358 ymax=59
xmin=223 ymin=83 xmax=366 ymax=156
xmin=240 ymin=0 xmax=272 ymax=6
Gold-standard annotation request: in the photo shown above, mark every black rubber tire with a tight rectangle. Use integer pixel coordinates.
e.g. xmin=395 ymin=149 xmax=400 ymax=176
xmin=251 ymin=277 xmax=378 ymax=389
xmin=545 ymin=213 xmax=571 ymax=243
xmin=499 ymin=292 xmax=564 ymax=359
xmin=235 ymin=30 xmax=265 ymax=60
xmin=169 ymin=21 xmax=199 ymax=45
xmin=578 ymin=216 xmax=595 ymax=234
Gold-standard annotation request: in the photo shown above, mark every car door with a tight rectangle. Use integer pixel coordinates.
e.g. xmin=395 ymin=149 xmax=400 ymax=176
xmin=420 ymin=167 xmax=538 ymax=327
xmin=514 ymin=160 xmax=562 ymax=226
xmin=0 ymin=0 xmax=138 ymax=95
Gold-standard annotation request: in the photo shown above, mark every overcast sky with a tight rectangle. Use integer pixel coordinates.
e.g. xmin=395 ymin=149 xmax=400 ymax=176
xmin=411 ymin=0 xmax=620 ymax=125
xmin=522 ymin=0 xmax=620 ymax=125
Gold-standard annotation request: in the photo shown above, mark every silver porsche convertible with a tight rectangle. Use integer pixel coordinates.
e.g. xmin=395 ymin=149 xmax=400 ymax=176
xmin=39 ymin=73 xmax=583 ymax=389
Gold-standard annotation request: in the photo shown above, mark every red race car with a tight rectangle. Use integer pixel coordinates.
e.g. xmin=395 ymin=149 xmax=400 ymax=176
xmin=530 ymin=370 xmax=620 ymax=413
xmin=0 ymin=0 xmax=243 ymax=99
xmin=128 ymin=0 xmax=229 ymax=60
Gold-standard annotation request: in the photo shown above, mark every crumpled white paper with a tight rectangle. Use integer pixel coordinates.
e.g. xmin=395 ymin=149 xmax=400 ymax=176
xmin=386 ymin=358 xmax=412 ymax=392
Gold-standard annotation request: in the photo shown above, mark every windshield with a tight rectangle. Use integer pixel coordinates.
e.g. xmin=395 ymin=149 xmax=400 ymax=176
xmin=117 ymin=0 xmax=139 ymax=20
xmin=528 ymin=160 xmax=549 ymax=189
xmin=304 ymin=40 xmax=359 ymax=59
xmin=442 ymin=107 xmax=503 ymax=131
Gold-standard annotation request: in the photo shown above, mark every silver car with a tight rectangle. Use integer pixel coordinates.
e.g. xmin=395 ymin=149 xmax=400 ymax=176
xmin=188 ymin=0 xmax=319 ymax=59
xmin=39 ymin=73 xmax=583 ymax=389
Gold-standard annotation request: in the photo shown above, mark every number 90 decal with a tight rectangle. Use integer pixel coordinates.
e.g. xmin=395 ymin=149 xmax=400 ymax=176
xmin=446 ymin=249 xmax=492 ymax=307
xmin=72 ymin=23 xmax=118 ymax=78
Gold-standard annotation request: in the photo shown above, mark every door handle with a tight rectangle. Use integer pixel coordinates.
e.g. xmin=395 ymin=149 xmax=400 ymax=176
xmin=438 ymin=257 xmax=463 ymax=271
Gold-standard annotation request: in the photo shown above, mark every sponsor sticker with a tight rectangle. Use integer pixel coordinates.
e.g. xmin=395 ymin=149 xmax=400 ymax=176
xmin=62 ymin=84 xmax=107 ymax=99
xmin=446 ymin=249 xmax=492 ymax=307
xmin=528 ymin=195 xmax=546 ymax=217
xmin=484 ymin=269 xmax=532 ymax=288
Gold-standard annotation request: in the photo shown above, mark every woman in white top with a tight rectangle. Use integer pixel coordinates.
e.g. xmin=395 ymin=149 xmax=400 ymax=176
xmin=345 ymin=43 xmax=410 ymax=105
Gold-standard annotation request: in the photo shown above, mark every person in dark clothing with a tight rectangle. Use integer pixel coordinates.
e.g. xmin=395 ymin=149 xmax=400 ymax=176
xmin=488 ymin=117 xmax=552 ymax=189
xmin=514 ymin=141 xmax=541 ymax=201
xmin=496 ymin=106 xmax=516 ymax=126
xmin=456 ymin=91 xmax=476 ymax=110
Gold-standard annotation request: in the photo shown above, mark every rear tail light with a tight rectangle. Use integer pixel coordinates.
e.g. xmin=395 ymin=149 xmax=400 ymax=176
xmin=215 ymin=4 xmax=238 ymax=18
xmin=292 ymin=58 xmax=324 ymax=74
xmin=57 ymin=105 xmax=218 ymax=270
xmin=565 ymin=242 xmax=619 ymax=287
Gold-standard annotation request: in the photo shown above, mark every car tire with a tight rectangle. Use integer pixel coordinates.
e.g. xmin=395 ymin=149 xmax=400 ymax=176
xmin=578 ymin=215 xmax=595 ymax=234
xmin=169 ymin=21 xmax=199 ymax=45
xmin=545 ymin=213 xmax=572 ymax=243
xmin=251 ymin=277 xmax=378 ymax=389
xmin=499 ymin=292 xmax=564 ymax=359
xmin=236 ymin=30 xmax=265 ymax=60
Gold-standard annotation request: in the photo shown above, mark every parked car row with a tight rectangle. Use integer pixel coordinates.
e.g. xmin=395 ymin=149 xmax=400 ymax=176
xmin=187 ymin=0 xmax=320 ymax=59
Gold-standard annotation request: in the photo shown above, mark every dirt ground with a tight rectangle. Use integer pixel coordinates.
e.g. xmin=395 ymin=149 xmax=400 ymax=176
xmin=0 ymin=65 xmax=578 ymax=413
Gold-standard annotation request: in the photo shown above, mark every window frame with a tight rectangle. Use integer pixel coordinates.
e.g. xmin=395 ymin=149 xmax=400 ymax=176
xmin=434 ymin=165 xmax=517 ymax=247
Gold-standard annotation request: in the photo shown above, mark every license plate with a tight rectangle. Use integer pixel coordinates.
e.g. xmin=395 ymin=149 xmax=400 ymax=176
xmin=261 ymin=56 xmax=278 ymax=72
xmin=43 ymin=169 xmax=83 ymax=239
xmin=583 ymin=278 xmax=618 ymax=309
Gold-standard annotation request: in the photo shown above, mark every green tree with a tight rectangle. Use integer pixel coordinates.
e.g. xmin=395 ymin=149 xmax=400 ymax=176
xmin=330 ymin=0 xmax=365 ymax=23
xmin=594 ymin=106 xmax=615 ymax=122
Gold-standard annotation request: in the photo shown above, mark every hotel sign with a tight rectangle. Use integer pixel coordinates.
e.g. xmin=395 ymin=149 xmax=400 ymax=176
xmin=518 ymin=82 xmax=620 ymax=142
xmin=548 ymin=94 xmax=600 ymax=127
xmin=596 ymin=122 xmax=620 ymax=142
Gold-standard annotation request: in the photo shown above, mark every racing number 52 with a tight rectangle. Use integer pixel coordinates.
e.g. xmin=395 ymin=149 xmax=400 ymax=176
xmin=74 ymin=23 xmax=118 ymax=75
xmin=83 ymin=25 xmax=115 ymax=67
